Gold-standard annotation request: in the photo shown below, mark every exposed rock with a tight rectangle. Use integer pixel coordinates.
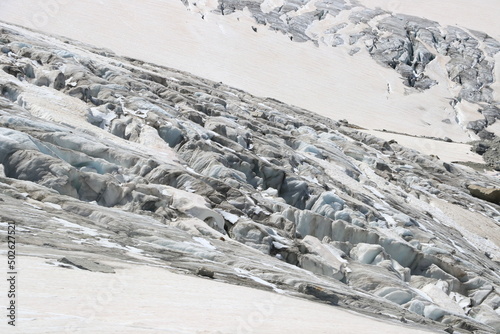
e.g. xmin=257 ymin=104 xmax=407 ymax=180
xmin=298 ymin=284 xmax=339 ymax=306
xmin=58 ymin=257 xmax=115 ymax=273
xmin=468 ymin=120 xmax=488 ymax=134
xmin=470 ymin=135 xmax=500 ymax=170
xmin=468 ymin=185 xmax=500 ymax=204
xmin=196 ymin=267 xmax=215 ymax=278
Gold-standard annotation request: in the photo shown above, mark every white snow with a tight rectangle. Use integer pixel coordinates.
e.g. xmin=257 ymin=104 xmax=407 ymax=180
xmin=272 ymin=241 xmax=288 ymax=250
xmin=5 ymin=255 xmax=436 ymax=333
xmin=214 ymin=209 xmax=240 ymax=224
xmin=23 ymin=202 xmax=42 ymax=210
xmin=185 ymin=167 xmax=200 ymax=175
xmin=381 ymin=214 xmax=397 ymax=228
xmin=44 ymin=202 xmax=62 ymax=210
xmin=94 ymin=238 xmax=129 ymax=251
xmin=192 ymin=236 xmax=217 ymax=250
xmin=52 ymin=217 xmax=99 ymax=237
xmin=234 ymin=267 xmax=286 ymax=294
xmin=364 ymin=130 xmax=484 ymax=164
xmin=364 ymin=185 xmax=385 ymax=199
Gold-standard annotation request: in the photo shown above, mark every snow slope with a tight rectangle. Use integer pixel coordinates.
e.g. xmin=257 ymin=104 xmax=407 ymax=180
xmin=10 ymin=254 xmax=436 ymax=334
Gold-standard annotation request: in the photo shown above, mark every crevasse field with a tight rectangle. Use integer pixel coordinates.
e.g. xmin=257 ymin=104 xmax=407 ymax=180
xmin=0 ymin=0 xmax=499 ymax=333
